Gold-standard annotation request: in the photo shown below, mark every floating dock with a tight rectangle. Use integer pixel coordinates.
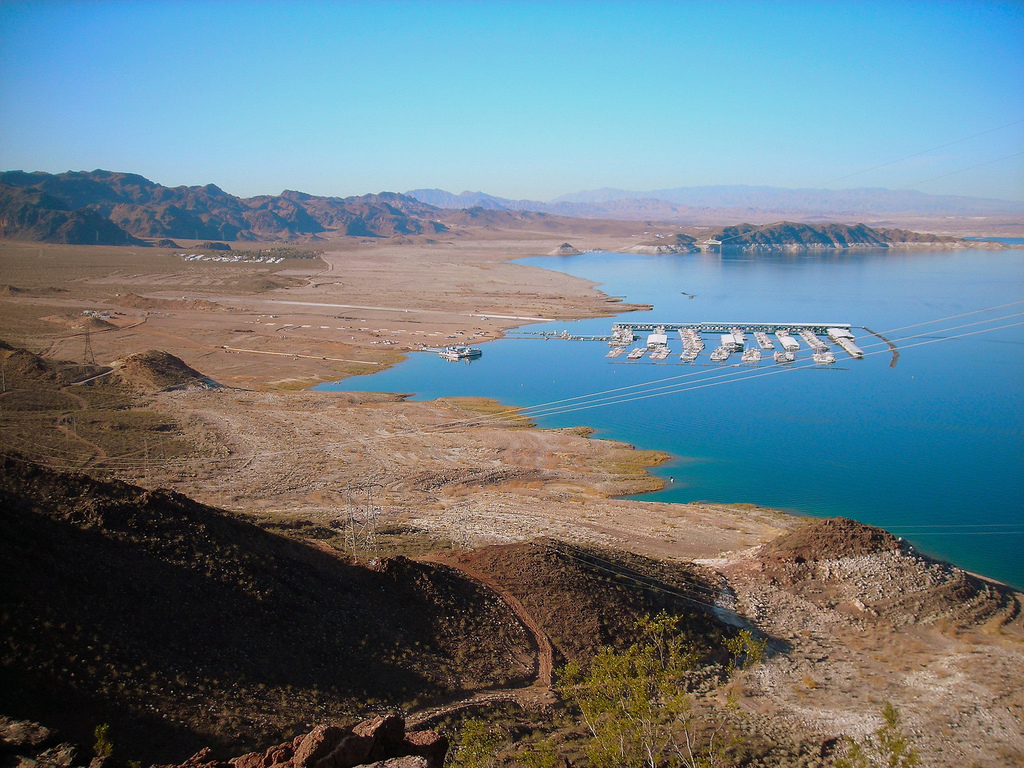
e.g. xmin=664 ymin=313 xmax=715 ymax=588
xmin=613 ymin=321 xmax=851 ymax=335
xmin=834 ymin=337 xmax=864 ymax=358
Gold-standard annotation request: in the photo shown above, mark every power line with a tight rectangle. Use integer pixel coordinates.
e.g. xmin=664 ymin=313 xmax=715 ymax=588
xmin=897 ymin=150 xmax=1024 ymax=191
xmin=819 ymin=118 xmax=1024 ymax=187
xmin=4 ymin=306 xmax=1020 ymax=473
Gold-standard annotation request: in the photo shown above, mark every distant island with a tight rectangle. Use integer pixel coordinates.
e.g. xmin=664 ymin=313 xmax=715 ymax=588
xmin=705 ymin=221 xmax=966 ymax=251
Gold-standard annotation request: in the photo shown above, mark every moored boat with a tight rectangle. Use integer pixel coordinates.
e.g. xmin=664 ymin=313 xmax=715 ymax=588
xmin=439 ymin=345 xmax=482 ymax=361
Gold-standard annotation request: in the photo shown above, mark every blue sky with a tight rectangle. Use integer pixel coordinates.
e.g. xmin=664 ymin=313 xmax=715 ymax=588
xmin=1 ymin=0 xmax=1022 ymax=201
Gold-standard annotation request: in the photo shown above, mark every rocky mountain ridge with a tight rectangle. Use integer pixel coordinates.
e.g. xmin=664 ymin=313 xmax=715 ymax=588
xmin=0 ymin=170 xmax=447 ymax=245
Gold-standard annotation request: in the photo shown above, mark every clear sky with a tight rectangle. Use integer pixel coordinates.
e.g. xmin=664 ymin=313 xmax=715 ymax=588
xmin=1 ymin=0 xmax=1022 ymax=201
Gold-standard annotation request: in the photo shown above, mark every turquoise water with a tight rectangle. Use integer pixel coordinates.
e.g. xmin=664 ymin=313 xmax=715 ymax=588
xmin=318 ymin=248 xmax=1024 ymax=589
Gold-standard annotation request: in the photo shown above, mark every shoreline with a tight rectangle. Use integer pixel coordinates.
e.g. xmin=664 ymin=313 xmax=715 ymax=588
xmin=319 ymin=245 xmax=1023 ymax=591
xmin=2 ymin=235 xmax=1020 ymax=587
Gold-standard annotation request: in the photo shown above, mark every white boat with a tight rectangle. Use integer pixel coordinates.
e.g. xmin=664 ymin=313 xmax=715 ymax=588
xmin=439 ymin=345 xmax=482 ymax=361
xmin=774 ymin=350 xmax=795 ymax=364
xmin=813 ymin=350 xmax=836 ymax=364
xmin=627 ymin=347 xmax=647 ymax=360
xmin=710 ymin=346 xmax=731 ymax=362
xmin=741 ymin=347 xmax=762 ymax=364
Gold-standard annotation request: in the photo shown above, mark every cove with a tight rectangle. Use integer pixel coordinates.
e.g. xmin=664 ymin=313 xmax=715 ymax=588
xmin=318 ymin=247 xmax=1024 ymax=590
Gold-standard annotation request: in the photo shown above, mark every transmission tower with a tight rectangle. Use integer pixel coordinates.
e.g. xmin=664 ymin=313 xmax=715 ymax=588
xmin=82 ymin=327 xmax=97 ymax=366
xmin=336 ymin=482 xmax=383 ymax=558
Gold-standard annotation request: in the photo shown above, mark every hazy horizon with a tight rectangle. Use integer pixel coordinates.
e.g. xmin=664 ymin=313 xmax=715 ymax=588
xmin=1 ymin=1 xmax=1022 ymax=202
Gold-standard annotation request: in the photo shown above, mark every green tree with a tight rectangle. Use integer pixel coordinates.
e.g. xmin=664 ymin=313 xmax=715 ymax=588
xmin=724 ymin=629 xmax=767 ymax=674
xmin=447 ymin=717 xmax=504 ymax=768
xmin=835 ymin=702 xmax=921 ymax=768
xmin=93 ymin=723 xmax=114 ymax=758
xmin=555 ymin=612 xmax=718 ymax=768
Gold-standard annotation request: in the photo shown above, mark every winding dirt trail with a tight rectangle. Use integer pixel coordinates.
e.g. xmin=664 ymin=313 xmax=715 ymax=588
xmin=54 ymin=385 xmax=107 ymax=466
xmin=421 ymin=552 xmax=553 ymax=689
xmin=404 ymin=553 xmax=557 ymax=728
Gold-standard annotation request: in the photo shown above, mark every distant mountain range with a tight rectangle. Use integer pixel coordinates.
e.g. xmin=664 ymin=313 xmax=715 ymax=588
xmin=2 ymin=170 xmax=1017 ymax=247
xmin=0 ymin=170 xmax=448 ymax=245
xmin=407 ymin=185 xmax=1023 ymax=221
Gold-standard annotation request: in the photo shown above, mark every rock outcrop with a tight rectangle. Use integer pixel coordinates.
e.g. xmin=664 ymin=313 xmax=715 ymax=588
xmin=625 ymin=233 xmax=699 ymax=254
xmin=156 ymin=716 xmax=447 ymax=768
xmin=754 ymin=517 xmax=1019 ymax=627
xmin=548 ymin=242 xmax=581 ymax=255
xmin=0 ymin=716 xmax=446 ymax=768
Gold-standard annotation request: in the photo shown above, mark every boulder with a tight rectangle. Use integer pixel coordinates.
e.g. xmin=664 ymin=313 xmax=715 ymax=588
xmin=401 ymin=731 xmax=447 ymax=768
xmin=292 ymin=726 xmax=356 ymax=768
xmin=150 ymin=714 xmax=448 ymax=768
xmin=0 ymin=718 xmax=56 ymax=751
xmin=352 ymin=716 xmax=405 ymax=763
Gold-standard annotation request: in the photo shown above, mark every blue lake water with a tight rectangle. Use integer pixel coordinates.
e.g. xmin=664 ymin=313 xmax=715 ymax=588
xmin=319 ymin=248 xmax=1024 ymax=590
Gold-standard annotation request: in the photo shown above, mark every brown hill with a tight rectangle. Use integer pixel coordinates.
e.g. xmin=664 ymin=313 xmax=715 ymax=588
xmin=0 ymin=457 xmax=536 ymax=762
xmin=113 ymin=350 xmax=221 ymax=392
xmin=548 ymin=242 xmax=581 ymax=255
xmin=0 ymin=184 xmax=145 ymax=245
xmin=443 ymin=541 xmax=729 ymax=666
xmin=0 ymin=339 xmax=107 ymax=385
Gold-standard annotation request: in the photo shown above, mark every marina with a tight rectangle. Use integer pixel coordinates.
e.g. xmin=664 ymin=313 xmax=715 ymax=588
xmin=608 ymin=321 xmax=864 ymax=365
xmin=328 ymin=248 xmax=1024 ymax=590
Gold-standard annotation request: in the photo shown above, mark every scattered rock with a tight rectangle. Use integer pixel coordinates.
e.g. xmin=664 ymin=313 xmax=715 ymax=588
xmin=170 ymin=717 xmax=445 ymax=768
xmin=0 ymin=717 xmax=57 ymax=751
